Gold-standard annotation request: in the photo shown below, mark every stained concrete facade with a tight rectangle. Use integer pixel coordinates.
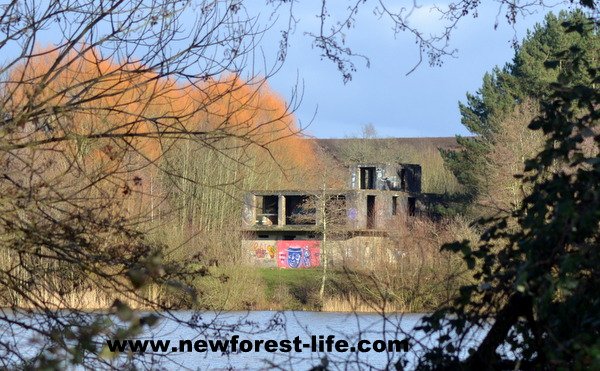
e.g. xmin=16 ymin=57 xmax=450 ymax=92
xmin=348 ymin=163 xmax=421 ymax=193
xmin=241 ymin=163 xmax=422 ymax=268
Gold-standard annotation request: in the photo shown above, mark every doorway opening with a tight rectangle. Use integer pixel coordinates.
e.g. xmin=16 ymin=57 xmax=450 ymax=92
xmin=360 ymin=167 xmax=376 ymax=189
xmin=367 ymin=195 xmax=376 ymax=229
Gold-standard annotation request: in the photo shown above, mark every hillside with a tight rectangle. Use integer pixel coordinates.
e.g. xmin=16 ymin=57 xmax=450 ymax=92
xmin=313 ymin=137 xmax=461 ymax=194
xmin=315 ymin=137 xmax=459 ymax=162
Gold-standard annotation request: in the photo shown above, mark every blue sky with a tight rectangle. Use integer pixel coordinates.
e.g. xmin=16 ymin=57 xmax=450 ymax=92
xmin=5 ymin=1 xmax=572 ymax=139
xmin=250 ymin=2 xmax=571 ymax=138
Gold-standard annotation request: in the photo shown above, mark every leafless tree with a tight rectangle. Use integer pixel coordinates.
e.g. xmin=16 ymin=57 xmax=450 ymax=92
xmin=277 ymin=0 xmax=596 ymax=80
xmin=0 ymin=0 xmax=304 ymax=368
xmin=0 ymin=0 xmax=594 ymax=368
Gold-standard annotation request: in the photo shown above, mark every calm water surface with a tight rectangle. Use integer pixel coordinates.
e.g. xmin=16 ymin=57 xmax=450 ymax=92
xmin=130 ymin=311 xmax=430 ymax=370
xmin=3 ymin=310 xmax=485 ymax=370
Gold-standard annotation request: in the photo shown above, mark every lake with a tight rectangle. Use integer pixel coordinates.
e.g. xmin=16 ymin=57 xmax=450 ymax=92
xmin=134 ymin=311 xmax=427 ymax=370
xmin=1 ymin=310 xmax=485 ymax=370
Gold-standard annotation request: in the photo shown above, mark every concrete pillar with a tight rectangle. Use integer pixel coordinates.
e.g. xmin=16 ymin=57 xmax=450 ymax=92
xmin=242 ymin=193 xmax=256 ymax=228
xmin=278 ymin=195 xmax=286 ymax=226
xmin=349 ymin=165 xmax=359 ymax=190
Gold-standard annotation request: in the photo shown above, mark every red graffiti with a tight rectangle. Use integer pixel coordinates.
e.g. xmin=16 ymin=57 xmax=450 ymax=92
xmin=277 ymin=241 xmax=321 ymax=268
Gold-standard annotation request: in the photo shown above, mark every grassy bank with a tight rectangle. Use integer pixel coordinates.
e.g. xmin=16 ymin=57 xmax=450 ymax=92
xmin=258 ymin=268 xmax=408 ymax=312
xmin=0 ymin=216 xmax=471 ymax=313
xmin=208 ymin=266 xmax=464 ymax=313
xmin=0 ymin=266 xmax=464 ymax=313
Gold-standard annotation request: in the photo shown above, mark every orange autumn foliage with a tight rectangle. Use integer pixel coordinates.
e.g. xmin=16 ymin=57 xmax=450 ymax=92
xmin=195 ymin=75 xmax=319 ymax=180
xmin=3 ymin=46 xmax=318 ymax=219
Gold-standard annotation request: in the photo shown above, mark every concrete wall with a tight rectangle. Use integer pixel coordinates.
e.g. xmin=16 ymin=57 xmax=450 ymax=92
xmin=241 ymin=161 xmax=423 ymax=269
xmin=327 ymin=236 xmax=398 ymax=269
xmin=348 ymin=163 xmax=393 ymax=190
xmin=242 ymin=238 xmax=321 ymax=268
xmin=242 ymin=235 xmax=400 ymax=269
xmin=243 ymin=190 xmax=415 ymax=232
xmin=347 ymin=191 xmax=408 ymax=230
xmin=348 ymin=163 xmax=422 ymax=193
xmin=242 ymin=193 xmax=256 ymax=228
xmin=242 ymin=238 xmax=278 ymax=267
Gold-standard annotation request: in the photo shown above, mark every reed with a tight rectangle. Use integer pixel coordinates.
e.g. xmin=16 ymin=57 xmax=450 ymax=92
xmin=2 ymin=285 xmax=168 ymax=311
xmin=322 ymin=294 xmax=409 ymax=313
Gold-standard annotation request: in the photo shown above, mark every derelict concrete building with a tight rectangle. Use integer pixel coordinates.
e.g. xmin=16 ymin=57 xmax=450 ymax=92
xmin=241 ymin=163 xmax=421 ymax=268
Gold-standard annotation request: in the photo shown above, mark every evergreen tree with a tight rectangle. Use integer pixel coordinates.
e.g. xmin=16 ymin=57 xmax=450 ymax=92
xmin=442 ymin=10 xmax=598 ymax=208
xmin=414 ymin=13 xmax=599 ymax=370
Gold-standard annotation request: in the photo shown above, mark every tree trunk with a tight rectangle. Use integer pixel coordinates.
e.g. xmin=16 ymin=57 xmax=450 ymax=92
xmin=319 ymin=197 xmax=327 ymax=302
xmin=465 ymin=293 xmax=532 ymax=369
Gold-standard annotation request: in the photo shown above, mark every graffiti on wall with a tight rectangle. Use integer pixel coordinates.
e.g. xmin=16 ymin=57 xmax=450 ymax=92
xmin=277 ymin=241 xmax=321 ymax=268
xmin=242 ymin=240 xmax=278 ymax=267
xmin=250 ymin=241 xmax=276 ymax=260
